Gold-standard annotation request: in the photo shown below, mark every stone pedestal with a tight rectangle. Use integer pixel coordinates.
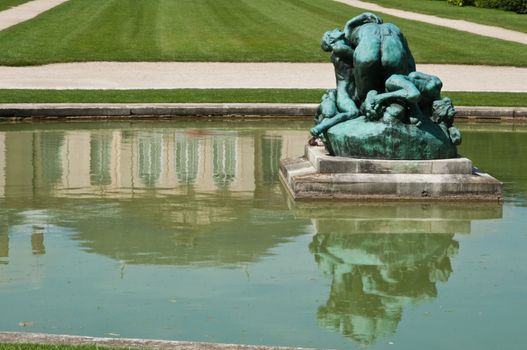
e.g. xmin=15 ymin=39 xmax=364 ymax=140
xmin=279 ymin=145 xmax=503 ymax=201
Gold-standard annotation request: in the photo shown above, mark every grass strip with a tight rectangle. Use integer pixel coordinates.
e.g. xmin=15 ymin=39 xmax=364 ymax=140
xmin=0 ymin=0 xmax=31 ymax=12
xmin=0 ymin=0 xmax=525 ymax=66
xmin=446 ymin=92 xmax=527 ymax=107
xmin=0 ymin=344 xmax=127 ymax=350
xmin=359 ymin=0 xmax=527 ymax=33
xmin=0 ymin=89 xmax=325 ymax=104
xmin=0 ymin=89 xmax=525 ymax=107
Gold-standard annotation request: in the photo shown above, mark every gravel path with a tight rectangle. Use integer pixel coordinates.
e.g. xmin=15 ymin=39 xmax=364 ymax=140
xmin=334 ymin=0 xmax=527 ymax=45
xmin=0 ymin=62 xmax=525 ymax=92
xmin=0 ymin=0 xmax=68 ymax=32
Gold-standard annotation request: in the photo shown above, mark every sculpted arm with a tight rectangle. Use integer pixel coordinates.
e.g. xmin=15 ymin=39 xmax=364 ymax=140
xmin=408 ymin=71 xmax=442 ymax=100
xmin=362 ymin=75 xmax=421 ymax=121
xmin=378 ymin=74 xmax=421 ymax=105
xmin=344 ymin=12 xmax=383 ymax=38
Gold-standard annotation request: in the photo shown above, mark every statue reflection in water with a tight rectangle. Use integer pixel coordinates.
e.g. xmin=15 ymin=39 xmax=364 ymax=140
xmin=301 ymin=203 xmax=501 ymax=346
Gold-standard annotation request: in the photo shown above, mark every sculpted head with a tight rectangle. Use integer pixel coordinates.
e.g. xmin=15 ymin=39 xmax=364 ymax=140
xmin=321 ymin=29 xmax=345 ymax=52
xmin=432 ymin=97 xmax=456 ymax=125
xmin=322 ymin=88 xmax=337 ymax=101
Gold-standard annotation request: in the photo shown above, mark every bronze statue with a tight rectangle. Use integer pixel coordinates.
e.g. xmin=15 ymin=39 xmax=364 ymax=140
xmin=311 ymin=12 xmax=461 ymax=160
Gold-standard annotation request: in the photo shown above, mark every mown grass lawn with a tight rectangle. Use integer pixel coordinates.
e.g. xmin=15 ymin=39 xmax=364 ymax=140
xmin=0 ymin=0 xmax=31 ymax=12
xmin=0 ymin=89 xmax=525 ymax=107
xmin=360 ymin=0 xmax=527 ymax=33
xmin=0 ymin=344 xmax=125 ymax=350
xmin=0 ymin=0 xmax=525 ymax=66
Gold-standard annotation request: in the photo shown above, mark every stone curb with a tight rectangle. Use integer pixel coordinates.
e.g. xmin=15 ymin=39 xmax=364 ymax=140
xmin=0 ymin=103 xmax=525 ymax=120
xmin=0 ymin=332 xmax=320 ymax=350
xmin=0 ymin=103 xmax=315 ymax=118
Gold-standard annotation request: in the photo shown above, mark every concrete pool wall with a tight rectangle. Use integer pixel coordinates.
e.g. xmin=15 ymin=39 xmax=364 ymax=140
xmin=0 ymin=104 xmax=525 ymax=121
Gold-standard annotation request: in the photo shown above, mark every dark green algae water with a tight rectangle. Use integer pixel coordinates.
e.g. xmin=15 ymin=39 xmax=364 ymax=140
xmin=0 ymin=120 xmax=526 ymax=350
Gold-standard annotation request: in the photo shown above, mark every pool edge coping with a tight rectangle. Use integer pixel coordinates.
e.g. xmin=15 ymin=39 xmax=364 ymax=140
xmin=0 ymin=332 xmax=322 ymax=350
xmin=0 ymin=103 xmax=525 ymax=120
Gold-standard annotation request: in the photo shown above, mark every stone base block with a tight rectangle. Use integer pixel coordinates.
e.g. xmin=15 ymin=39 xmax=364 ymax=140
xmin=280 ymin=146 xmax=503 ymax=201
xmin=326 ymin=116 xmax=458 ymax=160
xmin=306 ymin=146 xmax=473 ymax=174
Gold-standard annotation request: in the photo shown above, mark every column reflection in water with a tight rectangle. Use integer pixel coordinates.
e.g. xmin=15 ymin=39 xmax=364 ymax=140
xmin=137 ymin=132 xmax=163 ymax=187
xmin=260 ymin=135 xmax=282 ymax=185
xmin=175 ymin=133 xmax=199 ymax=185
xmin=31 ymin=225 xmax=46 ymax=255
xmin=0 ymin=232 xmax=7 ymax=264
xmin=35 ymin=131 xmax=64 ymax=190
xmin=90 ymin=132 xmax=113 ymax=186
xmin=212 ymin=134 xmax=237 ymax=187
xmin=293 ymin=202 xmax=503 ymax=346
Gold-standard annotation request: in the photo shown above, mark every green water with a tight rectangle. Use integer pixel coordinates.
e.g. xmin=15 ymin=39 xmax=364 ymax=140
xmin=0 ymin=121 xmax=526 ymax=350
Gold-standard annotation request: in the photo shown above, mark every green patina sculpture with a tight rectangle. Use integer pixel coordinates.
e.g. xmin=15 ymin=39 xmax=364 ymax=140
xmin=311 ymin=12 xmax=461 ymax=160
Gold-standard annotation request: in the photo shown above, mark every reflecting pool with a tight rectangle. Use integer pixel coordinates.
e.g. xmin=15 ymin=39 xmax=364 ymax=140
xmin=0 ymin=121 xmax=525 ymax=350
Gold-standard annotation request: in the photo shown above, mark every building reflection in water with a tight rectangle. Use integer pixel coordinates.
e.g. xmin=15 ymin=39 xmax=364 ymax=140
xmin=0 ymin=124 xmax=308 ymax=267
xmin=0 ymin=125 xmax=306 ymax=198
xmin=293 ymin=202 xmax=502 ymax=346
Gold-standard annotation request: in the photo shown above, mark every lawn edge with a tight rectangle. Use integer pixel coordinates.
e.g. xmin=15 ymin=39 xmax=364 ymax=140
xmin=0 ymin=332 xmax=316 ymax=350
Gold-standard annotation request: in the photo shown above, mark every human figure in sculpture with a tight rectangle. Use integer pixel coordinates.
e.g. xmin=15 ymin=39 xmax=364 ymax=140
xmin=344 ymin=12 xmax=416 ymax=101
xmin=310 ymin=29 xmax=360 ymax=140
xmin=432 ymin=97 xmax=461 ymax=145
xmin=362 ymin=71 xmax=443 ymax=123
xmin=307 ymin=12 xmax=463 ymax=160
xmin=321 ymin=29 xmax=357 ymax=116
xmin=361 ymin=72 xmax=461 ymax=145
xmin=310 ymin=13 xmax=418 ymax=139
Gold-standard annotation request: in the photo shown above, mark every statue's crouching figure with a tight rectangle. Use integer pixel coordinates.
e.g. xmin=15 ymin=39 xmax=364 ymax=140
xmin=311 ymin=12 xmax=462 ymax=157
xmin=310 ymin=28 xmax=359 ymax=144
